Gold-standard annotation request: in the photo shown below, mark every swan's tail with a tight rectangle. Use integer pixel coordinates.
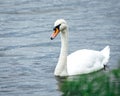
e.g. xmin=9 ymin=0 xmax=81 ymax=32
xmin=101 ymin=46 xmax=110 ymax=65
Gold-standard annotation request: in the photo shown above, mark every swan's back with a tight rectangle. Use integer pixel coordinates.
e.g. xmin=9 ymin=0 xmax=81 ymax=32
xmin=67 ymin=46 xmax=110 ymax=75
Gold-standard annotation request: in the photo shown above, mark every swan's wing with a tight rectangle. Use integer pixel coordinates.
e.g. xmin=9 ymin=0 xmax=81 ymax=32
xmin=67 ymin=49 xmax=105 ymax=75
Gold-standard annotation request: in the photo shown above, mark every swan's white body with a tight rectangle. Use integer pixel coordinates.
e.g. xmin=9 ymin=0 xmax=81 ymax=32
xmin=50 ymin=19 xmax=110 ymax=76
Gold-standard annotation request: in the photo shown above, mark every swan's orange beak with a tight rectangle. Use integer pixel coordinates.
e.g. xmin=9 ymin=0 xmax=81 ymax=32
xmin=50 ymin=28 xmax=60 ymax=40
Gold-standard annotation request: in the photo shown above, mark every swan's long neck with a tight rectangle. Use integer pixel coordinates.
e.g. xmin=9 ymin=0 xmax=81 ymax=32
xmin=54 ymin=28 xmax=68 ymax=76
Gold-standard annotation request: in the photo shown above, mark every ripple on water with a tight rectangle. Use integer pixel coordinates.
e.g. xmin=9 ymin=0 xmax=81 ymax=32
xmin=0 ymin=0 xmax=120 ymax=96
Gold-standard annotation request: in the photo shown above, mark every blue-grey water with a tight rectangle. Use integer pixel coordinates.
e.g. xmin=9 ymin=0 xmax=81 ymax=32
xmin=0 ymin=0 xmax=120 ymax=96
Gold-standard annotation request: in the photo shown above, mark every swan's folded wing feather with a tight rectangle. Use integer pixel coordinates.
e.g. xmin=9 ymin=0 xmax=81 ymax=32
xmin=67 ymin=49 xmax=104 ymax=75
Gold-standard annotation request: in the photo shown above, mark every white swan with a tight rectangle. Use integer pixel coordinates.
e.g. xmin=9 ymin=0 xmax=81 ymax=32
xmin=50 ymin=19 xmax=110 ymax=76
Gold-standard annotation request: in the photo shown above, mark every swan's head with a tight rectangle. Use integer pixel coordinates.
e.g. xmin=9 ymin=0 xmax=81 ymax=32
xmin=50 ymin=19 xmax=67 ymax=40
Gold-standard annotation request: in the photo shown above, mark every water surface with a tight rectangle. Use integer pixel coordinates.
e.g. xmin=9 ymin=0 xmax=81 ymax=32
xmin=0 ymin=0 xmax=120 ymax=96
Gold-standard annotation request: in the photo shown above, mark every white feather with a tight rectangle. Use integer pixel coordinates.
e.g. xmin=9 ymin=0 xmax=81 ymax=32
xmin=51 ymin=19 xmax=110 ymax=76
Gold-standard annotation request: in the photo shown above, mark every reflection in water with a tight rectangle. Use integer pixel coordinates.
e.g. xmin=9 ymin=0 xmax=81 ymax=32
xmin=56 ymin=67 xmax=120 ymax=96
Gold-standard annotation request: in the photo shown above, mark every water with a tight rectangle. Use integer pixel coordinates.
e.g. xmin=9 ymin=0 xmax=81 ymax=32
xmin=0 ymin=0 xmax=120 ymax=96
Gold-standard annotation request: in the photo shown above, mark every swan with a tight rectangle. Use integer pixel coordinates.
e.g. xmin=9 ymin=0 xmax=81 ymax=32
xmin=50 ymin=19 xmax=110 ymax=76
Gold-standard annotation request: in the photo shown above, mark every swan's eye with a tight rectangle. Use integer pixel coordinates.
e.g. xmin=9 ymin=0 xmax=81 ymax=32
xmin=53 ymin=24 xmax=61 ymax=31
